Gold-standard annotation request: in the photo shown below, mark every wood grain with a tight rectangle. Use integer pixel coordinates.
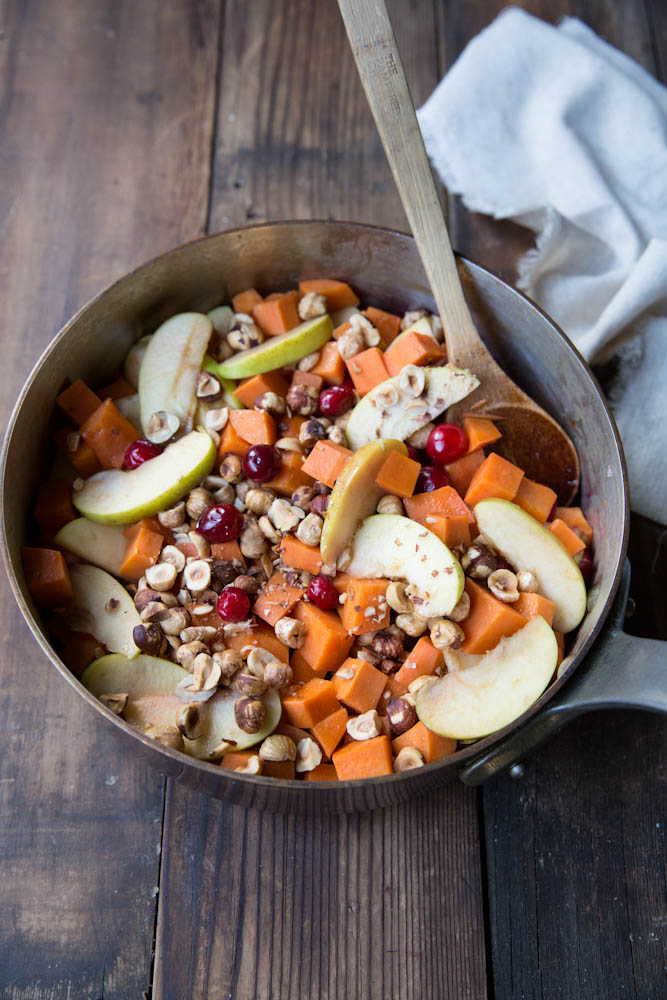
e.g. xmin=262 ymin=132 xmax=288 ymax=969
xmin=0 ymin=0 xmax=220 ymax=995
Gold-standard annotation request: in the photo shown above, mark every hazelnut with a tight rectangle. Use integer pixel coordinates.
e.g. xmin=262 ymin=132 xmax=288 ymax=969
xmin=291 ymin=485 xmax=315 ymax=510
xmin=159 ymin=607 xmax=192 ymax=636
xmin=186 ymin=487 xmax=214 ymax=520
xmin=158 ymin=502 xmax=186 ymax=528
xmin=145 ymin=725 xmax=185 ymax=752
xmin=393 ymin=746 xmax=425 ymax=772
xmin=234 ymin=697 xmax=265 ymax=734
xmin=295 ymin=737 xmax=322 ymax=772
xmin=183 ymin=559 xmax=212 ymax=593
xmin=429 ymin=619 xmax=465 ymax=650
xmin=160 ymin=545 xmax=186 ymax=573
xmin=380 ymin=658 xmax=399 ymax=675
xmin=188 ymin=531 xmax=211 ymax=558
xmin=134 ymin=588 xmax=164 ymax=613
xmin=337 ymin=327 xmax=365 ymax=360
xmin=299 ymin=420 xmax=327 ymax=450
xmin=132 ymin=623 xmax=164 ymax=656
xmin=275 ymin=436 xmax=302 ymax=454
xmin=298 ymin=291 xmax=327 ymax=320
xmin=297 ymin=350 xmax=322 ymax=371
xmin=191 ymin=652 xmax=222 ymax=691
xmin=395 ymin=613 xmax=428 ymax=638
xmin=145 ymin=562 xmax=178 ymax=592
xmin=274 ymin=616 xmax=306 ymax=649
xmin=326 ymin=425 xmax=348 ymax=447
xmin=180 ymin=624 xmax=216 ymax=643
xmin=176 ymin=703 xmax=205 ymax=740
xmin=196 ymin=371 xmax=222 ymax=401
xmin=212 ymin=648 xmax=244 ymax=681
xmin=255 ymin=391 xmax=286 ymax=416
xmin=461 ymin=543 xmax=498 ymax=580
xmin=99 ymin=692 xmax=128 ymax=715
xmin=263 ymin=660 xmax=293 ymax=689
xmin=286 ymin=383 xmax=319 ymax=416
xmin=346 ymin=710 xmax=381 ymax=741
xmin=487 ymin=569 xmax=520 ymax=603
xmin=245 ymin=647 xmax=276 ymax=677
xmin=370 ymin=630 xmax=403 ymax=659
xmin=377 ymin=494 xmax=403 ymax=516
xmin=229 ymin=754 xmax=262 ymax=774
xmin=259 ymin=734 xmax=297 ymax=762
xmin=517 ymin=570 xmax=538 ymax=593
xmin=400 ymin=308 xmax=428 ymax=330
xmin=398 ymin=364 xmax=426 ymax=398
xmin=309 ymin=494 xmax=329 ymax=516
xmin=268 ymin=498 xmax=305 ymax=532
xmin=356 ymin=648 xmax=382 ymax=668
xmin=408 ymin=675 xmax=438 ymax=696
xmin=258 ymin=515 xmax=281 ymax=544
xmin=239 ymin=521 xmax=267 ymax=559
xmin=145 ymin=410 xmax=180 ymax=444
xmin=204 ymin=407 xmax=230 ymax=433
xmin=140 ymin=600 xmax=169 ymax=623
xmin=385 ymin=696 xmax=417 ymax=735
xmin=219 ymin=453 xmax=244 ymax=484
xmin=385 ymin=581 xmax=412 ymax=613
xmin=296 ymin=512 xmax=323 ymax=547
xmin=405 ymin=422 xmax=434 ymax=449
xmin=245 ymin=488 xmax=275 ymax=516
xmin=232 ymin=573 xmax=261 ymax=595
xmin=447 ymin=591 xmax=471 ymax=623
xmin=176 ymin=639 xmax=207 ymax=671
xmin=235 ymin=672 xmax=268 ymax=697
xmin=227 ymin=315 xmax=263 ymax=351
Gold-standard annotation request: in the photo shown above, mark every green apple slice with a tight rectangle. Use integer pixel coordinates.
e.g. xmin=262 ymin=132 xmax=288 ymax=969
xmin=73 ymin=430 xmax=216 ymax=524
xmin=214 ymin=314 xmax=333 ymax=379
xmin=82 ymin=653 xmax=281 ymax=757
xmin=115 ymin=392 xmax=141 ymax=427
xmin=416 ymin=617 xmax=558 ymax=739
xmin=139 ymin=312 xmax=212 ymax=433
xmin=347 ymin=514 xmax=464 ymax=619
xmin=320 ymin=439 xmax=407 ymax=565
xmin=67 ymin=565 xmax=140 ymax=658
xmin=346 ymin=364 xmax=479 ymax=451
xmin=201 ymin=355 xmax=244 ymax=409
xmin=124 ymin=334 xmax=152 ymax=390
xmin=56 ymin=518 xmax=129 ymax=576
xmin=474 ymin=498 xmax=587 ymax=633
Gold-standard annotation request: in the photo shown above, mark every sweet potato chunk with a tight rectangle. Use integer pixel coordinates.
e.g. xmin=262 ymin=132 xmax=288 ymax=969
xmin=332 ymin=658 xmax=387 ymax=714
xmin=281 ymin=678 xmax=340 ymax=728
xmin=461 ymin=579 xmax=526 ymax=654
xmin=332 ymin=734 xmax=393 ymax=780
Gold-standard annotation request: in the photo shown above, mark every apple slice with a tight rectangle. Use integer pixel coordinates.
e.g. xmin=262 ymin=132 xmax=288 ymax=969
xmin=66 ymin=565 xmax=140 ymax=658
xmin=139 ymin=312 xmax=212 ymax=433
xmin=73 ymin=430 xmax=216 ymax=524
xmin=320 ymin=439 xmax=407 ymax=565
xmin=346 ymin=364 xmax=479 ymax=451
xmin=201 ymin=355 xmax=244 ymax=409
xmin=124 ymin=334 xmax=152 ymax=390
xmin=115 ymin=392 xmax=141 ymax=427
xmin=416 ymin=617 xmax=558 ymax=739
xmin=347 ymin=514 xmax=464 ymax=619
xmin=214 ymin=314 xmax=333 ymax=379
xmin=82 ymin=653 xmax=281 ymax=758
xmin=474 ymin=498 xmax=587 ymax=633
xmin=55 ymin=518 xmax=129 ymax=576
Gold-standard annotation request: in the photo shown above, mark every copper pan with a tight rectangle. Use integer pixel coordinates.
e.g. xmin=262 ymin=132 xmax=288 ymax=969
xmin=2 ymin=222 xmax=665 ymax=814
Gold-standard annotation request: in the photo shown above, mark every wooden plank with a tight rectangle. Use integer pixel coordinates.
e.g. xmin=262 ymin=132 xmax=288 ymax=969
xmin=152 ymin=2 xmax=488 ymax=997
xmin=0 ymin=0 xmax=220 ymax=995
xmin=153 ymin=780 xmax=487 ymax=1000
xmin=438 ymin=3 xmax=667 ymax=997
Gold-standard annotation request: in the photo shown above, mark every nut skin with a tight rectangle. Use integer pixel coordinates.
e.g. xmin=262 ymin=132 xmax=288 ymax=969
xmin=235 ymin=672 xmax=268 ymax=697
xmin=99 ymin=692 xmax=128 ymax=715
xmin=159 ymin=607 xmax=191 ymax=636
xmin=487 ymin=569 xmax=520 ymax=603
xmin=255 ymin=391 xmax=286 ymax=416
xmin=234 ymin=696 xmax=266 ymax=734
xmin=245 ymin=488 xmax=275 ymax=516
xmin=309 ymin=494 xmax=330 ymax=517
xmin=326 ymin=425 xmax=348 ymax=447
xmin=196 ymin=371 xmax=222 ymax=401
xmin=185 ymin=487 xmax=214 ymax=520
xmin=429 ymin=619 xmax=465 ymax=650
xmin=176 ymin=639 xmax=207 ymax=670
xmin=370 ymin=630 xmax=404 ymax=659
xmin=380 ymin=658 xmax=400 ymax=675
xmin=132 ymin=623 xmax=164 ymax=656
xmin=134 ymin=588 xmax=165 ymax=613
xmin=461 ymin=543 xmax=498 ymax=580
xmin=385 ymin=696 xmax=417 ymax=735
xmin=158 ymin=502 xmax=186 ymax=528
xmin=232 ymin=573 xmax=262 ymax=595
xmin=291 ymin=485 xmax=315 ymax=510
xmin=286 ymin=383 xmax=319 ymax=416
xmin=176 ymin=703 xmax=205 ymax=740
xmin=212 ymin=649 xmax=244 ymax=681
xmin=299 ymin=420 xmax=327 ymax=450
xmin=263 ymin=660 xmax=293 ymax=689
xmin=219 ymin=453 xmax=244 ymax=483
xmin=239 ymin=520 xmax=267 ymax=559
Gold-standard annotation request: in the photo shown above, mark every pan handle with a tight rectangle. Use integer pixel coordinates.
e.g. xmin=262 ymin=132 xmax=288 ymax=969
xmin=459 ymin=562 xmax=667 ymax=786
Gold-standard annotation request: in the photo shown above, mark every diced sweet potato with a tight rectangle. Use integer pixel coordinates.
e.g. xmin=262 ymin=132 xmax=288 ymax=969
xmin=232 ymin=288 xmax=263 ymax=314
xmin=346 ymin=347 xmax=389 ymax=395
xmin=298 ymin=279 xmax=359 ymax=311
xmin=300 ymin=440 xmax=352 ymax=488
xmin=514 ymin=592 xmax=555 ymax=628
xmin=225 ymin=625 xmax=290 ymax=664
xmin=404 ymin=485 xmax=475 ymax=526
xmin=229 ymin=409 xmax=277 ymax=446
xmin=279 ymin=535 xmax=323 ymax=575
xmin=340 ymin=578 xmax=390 ymax=634
xmin=461 ymin=579 xmax=526 ymax=654
xmin=56 ymin=379 xmax=103 ymax=426
xmin=218 ymin=421 xmax=251 ymax=459
xmin=303 ymin=763 xmax=338 ymax=782
xmin=211 ymin=540 xmax=245 ymax=564
xmin=554 ymin=506 xmax=593 ymax=546
xmin=464 ymin=453 xmax=524 ymax=507
xmin=275 ymin=720 xmax=310 ymax=744
xmin=23 ymin=547 xmax=73 ymax=607
xmin=34 ymin=480 xmax=76 ymax=536
xmin=362 ymin=306 xmax=401 ymax=345
xmin=61 ymin=631 xmax=105 ymax=677
xmin=253 ymin=572 xmax=305 ymax=626
xmin=290 ymin=650 xmax=318 ymax=684
xmin=554 ymin=630 xmax=565 ymax=667
xmin=220 ymin=750 xmax=262 ymax=772
xmin=376 ymin=674 xmax=408 ymax=716
xmin=548 ymin=518 xmax=586 ymax=555
xmin=445 ymin=449 xmax=485 ymax=497
xmin=422 ymin=514 xmax=471 ymax=549
xmin=119 ymin=522 xmax=164 ymax=579
xmin=310 ymin=706 xmax=349 ymax=759
xmin=264 ymin=452 xmax=314 ymax=496
xmin=281 ymin=678 xmax=340 ymax=728
xmin=310 ymin=341 xmax=346 ymax=385
xmin=234 ymin=371 xmax=289 ymax=408
xmin=291 ymin=369 xmax=323 ymax=391
xmin=97 ymin=377 xmax=135 ymax=400
xmin=79 ymin=399 xmax=139 ymax=470
xmin=332 ymin=734 xmax=393 ymax=780
xmin=463 ymin=416 xmax=501 ymax=453
xmin=391 ymin=722 xmax=456 ymax=763
xmin=253 ymin=290 xmax=300 ymax=336
xmin=54 ymin=427 xmax=102 ymax=479
xmin=276 ymin=415 xmax=306 ymax=439
xmin=383 ymin=331 xmax=445 ymax=376
xmin=332 ymin=657 xmax=387 ymax=714
xmin=374 ymin=450 xmax=420 ymax=498
xmin=293 ymin=601 xmax=354 ymax=675
xmin=262 ymin=760 xmax=296 ymax=780
xmin=395 ymin=637 xmax=443 ymax=686
xmin=514 ymin=478 xmax=557 ymax=523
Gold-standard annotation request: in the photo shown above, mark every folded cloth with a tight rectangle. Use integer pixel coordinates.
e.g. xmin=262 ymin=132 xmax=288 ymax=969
xmin=418 ymin=6 xmax=667 ymax=524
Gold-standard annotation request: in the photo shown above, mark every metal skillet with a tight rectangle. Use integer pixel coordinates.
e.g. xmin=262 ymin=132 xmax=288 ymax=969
xmin=1 ymin=221 xmax=665 ymax=815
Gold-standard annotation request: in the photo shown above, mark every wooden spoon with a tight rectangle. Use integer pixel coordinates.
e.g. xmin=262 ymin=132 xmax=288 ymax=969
xmin=337 ymin=0 xmax=579 ymax=505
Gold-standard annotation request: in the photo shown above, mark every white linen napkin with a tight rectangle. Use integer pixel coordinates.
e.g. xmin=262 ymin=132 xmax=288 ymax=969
xmin=417 ymin=6 xmax=667 ymax=524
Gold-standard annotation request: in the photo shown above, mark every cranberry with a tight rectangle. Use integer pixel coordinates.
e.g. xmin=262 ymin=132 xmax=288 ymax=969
xmin=308 ymin=575 xmax=339 ymax=611
xmin=242 ymin=444 xmax=280 ymax=482
xmin=217 ymin=586 xmax=250 ymax=622
xmin=415 ymin=465 xmax=448 ymax=494
xmin=196 ymin=504 xmax=243 ymax=542
xmin=406 ymin=445 xmax=421 ymax=463
xmin=578 ymin=549 xmax=593 ymax=585
xmin=123 ymin=439 xmax=162 ymax=470
xmin=319 ymin=385 xmax=355 ymax=418
xmin=426 ymin=423 xmax=468 ymax=465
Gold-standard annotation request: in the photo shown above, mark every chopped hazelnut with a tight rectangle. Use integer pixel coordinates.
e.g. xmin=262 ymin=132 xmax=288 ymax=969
xmin=177 ymin=702 xmax=205 ymax=740
xmin=145 ymin=725 xmax=185 ymax=752
xmin=286 ymin=382 xmax=319 ymax=416
xmin=159 ymin=545 xmax=186 ymax=573
xmin=274 ymin=616 xmax=306 ymax=649
xmin=183 ymin=559 xmax=212 ymax=593
xmin=132 ymin=623 xmax=164 ymax=656
xmin=145 ymin=562 xmax=178 ymax=592
xmin=299 ymin=420 xmax=327 ymax=450
xmin=158 ymin=502 xmax=186 ymax=528
xmin=385 ymin=696 xmax=417 ymax=735
xmin=295 ymin=737 xmax=322 ymax=772
xmin=346 ymin=710 xmax=381 ymax=741
xmin=239 ymin=521 xmax=267 ymax=559
xmin=245 ymin=488 xmax=275 ymax=516
xmin=377 ymin=494 xmax=403 ymax=516
xmin=429 ymin=619 xmax=465 ymax=650
xmin=255 ymin=391 xmax=286 ymax=416
xmin=145 ymin=410 xmax=179 ymax=444
xmin=196 ymin=371 xmax=222 ymax=401
xmin=395 ymin=612 xmax=428 ymax=637
xmin=259 ymin=734 xmax=297 ymax=762
xmin=385 ymin=581 xmax=412 ymax=613
xmin=219 ymin=453 xmax=244 ymax=484
xmin=447 ymin=590 xmax=471 ymax=622
xmin=234 ymin=696 xmax=265 ymax=734
xmin=298 ymin=291 xmax=327 ymax=320
xmin=296 ymin=512 xmax=323 ymax=547
xmin=393 ymin=746 xmax=425 ymax=772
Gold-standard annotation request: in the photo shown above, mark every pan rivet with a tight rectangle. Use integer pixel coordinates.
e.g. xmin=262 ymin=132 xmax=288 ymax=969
xmin=509 ymin=763 xmax=525 ymax=779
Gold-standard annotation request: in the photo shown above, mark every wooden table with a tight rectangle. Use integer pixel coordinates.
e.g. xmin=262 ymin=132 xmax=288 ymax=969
xmin=1 ymin=2 xmax=665 ymax=997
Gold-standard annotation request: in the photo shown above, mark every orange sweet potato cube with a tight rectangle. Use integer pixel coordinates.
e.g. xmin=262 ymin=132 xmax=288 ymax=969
xmin=218 ymin=420 xmax=251 ymax=459
xmin=293 ymin=601 xmax=354 ymax=675
xmin=232 ymin=288 xmax=263 ymax=314
xmin=281 ymin=678 xmax=340 ymax=728
xmin=340 ymin=578 xmax=390 ymax=635
xmin=253 ymin=572 xmax=305 ymax=626
xmin=279 ymin=535 xmax=323 ymax=575
xmin=553 ymin=506 xmax=593 ymax=546
xmin=464 ymin=453 xmax=524 ymax=507
xmin=253 ymin=290 xmax=300 ymax=336
xmin=303 ymin=763 xmax=339 ymax=782
xmin=513 ymin=477 xmax=557 ymax=523
xmin=310 ymin=341 xmax=346 ymax=385
xmin=374 ymin=450 xmax=420 ymax=498
xmin=423 ymin=514 xmax=471 ymax=548
xmin=463 ymin=416 xmax=501 ymax=453
xmin=332 ymin=658 xmax=387 ymax=714
xmin=262 ymin=760 xmax=296 ymax=780
xmin=376 ymin=674 xmax=408 ymax=716
xmin=395 ymin=637 xmax=443 ymax=686
xmin=56 ymin=379 xmax=103 ymax=426
xmin=234 ymin=371 xmax=289 ymax=408
xmin=514 ymin=592 xmax=555 ymax=628
xmin=290 ymin=650 xmax=318 ymax=685
xmin=332 ymin=734 xmax=393 ymax=780
xmin=298 ymin=279 xmax=359 ymax=311
xmin=404 ymin=485 xmax=475 ymax=526
xmin=383 ymin=331 xmax=445 ymax=377
xmin=391 ymin=721 xmax=456 ymax=763
xmin=461 ymin=579 xmax=526 ymax=654
xmin=345 ymin=347 xmax=389 ymax=395
xmin=300 ymin=440 xmax=352 ymax=488
xmin=362 ymin=306 xmax=401 ymax=345
xmin=445 ymin=449 xmax=485 ymax=497
xmin=310 ymin=706 xmax=349 ymax=759
xmin=264 ymin=451 xmax=314 ymax=496
xmin=548 ymin=518 xmax=586 ymax=556
xmin=229 ymin=409 xmax=277 ymax=446
xmin=224 ymin=625 xmax=290 ymax=664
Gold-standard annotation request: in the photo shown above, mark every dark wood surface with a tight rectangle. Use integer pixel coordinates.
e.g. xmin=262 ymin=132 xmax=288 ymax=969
xmin=0 ymin=1 xmax=664 ymax=997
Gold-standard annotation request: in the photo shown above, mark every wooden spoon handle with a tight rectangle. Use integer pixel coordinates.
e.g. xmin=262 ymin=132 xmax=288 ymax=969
xmin=337 ymin=0 xmax=479 ymax=365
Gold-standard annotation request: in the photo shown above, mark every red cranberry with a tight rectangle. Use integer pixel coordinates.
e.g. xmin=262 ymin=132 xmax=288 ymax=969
xmin=416 ymin=465 xmax=448 ymax=493
xmin=242 ymin=444 xmax=280 ymax=482
xmin=406 ymin=445 xmax=421 ymax=463
xmin=319 ymin=385 xmax=355 ymax=418
xmin=426 ymin=423 xmax=468 ymax=465
xmin=123 ymin=439 xmax=162 ymax=470
xmin=196 ymin=504 xmax=243 ymax=542
xmin=217 ymin=586 xmax=250 ymax=622
xmin=307 ymin=575 xmax=339 ymax=611
xmin=578 ymin=548 xmax=593 ymax=585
